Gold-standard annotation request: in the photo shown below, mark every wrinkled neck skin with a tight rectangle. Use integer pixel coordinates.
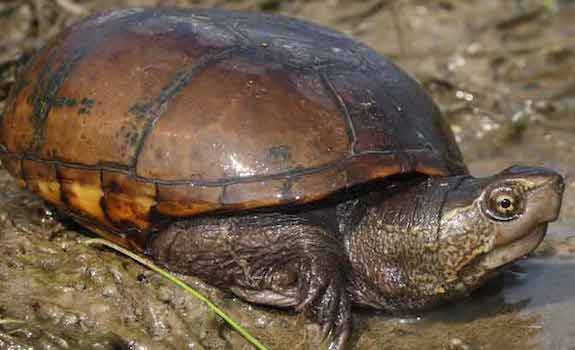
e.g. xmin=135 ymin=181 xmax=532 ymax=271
xmin=343 ymin=176 xmax=493 ymax=313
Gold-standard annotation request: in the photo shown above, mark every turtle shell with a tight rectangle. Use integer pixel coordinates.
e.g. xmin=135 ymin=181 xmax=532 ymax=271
xmin=0 ymin=8 xmax=467 ymax=249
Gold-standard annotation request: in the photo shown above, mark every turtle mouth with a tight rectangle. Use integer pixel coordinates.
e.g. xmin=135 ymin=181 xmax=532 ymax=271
xmin=479 ymin=224 xmax=547 ymax=270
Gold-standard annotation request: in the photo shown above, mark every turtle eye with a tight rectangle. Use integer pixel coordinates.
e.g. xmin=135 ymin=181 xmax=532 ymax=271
xmin=485 ymin=186 xmax=524 ymax=221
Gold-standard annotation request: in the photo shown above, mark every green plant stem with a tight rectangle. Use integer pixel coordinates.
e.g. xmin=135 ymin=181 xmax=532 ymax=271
xmin=0 ymin=319 xmax=25 ymax=325
xmin=84 ymin=238 xmax=269 ymax=350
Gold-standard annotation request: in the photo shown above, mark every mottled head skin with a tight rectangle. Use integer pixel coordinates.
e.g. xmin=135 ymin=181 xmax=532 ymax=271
xmin=345 ymin=166 xmax=564 ymax=312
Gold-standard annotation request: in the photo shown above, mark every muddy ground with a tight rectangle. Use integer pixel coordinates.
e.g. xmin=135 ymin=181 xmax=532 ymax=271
xmin=1 ymin=0 xmax=575 ymax=349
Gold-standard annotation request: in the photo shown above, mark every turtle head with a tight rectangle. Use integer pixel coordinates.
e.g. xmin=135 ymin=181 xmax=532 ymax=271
xmin=441 ymin=166 xmax=564 ymax=273
xmin=345 ymin=166 xmax=564 ymax=312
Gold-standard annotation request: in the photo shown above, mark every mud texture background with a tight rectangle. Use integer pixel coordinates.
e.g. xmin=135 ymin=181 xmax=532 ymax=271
xmin=1 ymin=0 xmax=575 ymax=349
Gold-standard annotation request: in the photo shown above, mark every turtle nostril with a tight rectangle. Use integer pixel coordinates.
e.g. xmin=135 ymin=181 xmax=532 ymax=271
xmin=554 ymin=180 xmax=564 ymax=195
xmin=553 ymin=176 xmax=565 ymax=195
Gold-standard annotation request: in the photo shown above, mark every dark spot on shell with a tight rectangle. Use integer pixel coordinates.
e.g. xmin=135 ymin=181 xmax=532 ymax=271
xmin=105 ymin=180 xmax=122 ymax=194
xmin=267 ymin=145 xmax=293 ymax=170
xmin=29 ymin=47 xmax=87 ymax=151
xmin=53 ymin=96 xmax=78 ymax=108
xmin=129 ymin=132 xmax=139 ymax=147
xmin=129 ymin=103 xmax=148 ymax=120
xmin=78 ymin=97 xmax=95 ymax=115
xmin=280 ymin=177 xmax=294 ymax=201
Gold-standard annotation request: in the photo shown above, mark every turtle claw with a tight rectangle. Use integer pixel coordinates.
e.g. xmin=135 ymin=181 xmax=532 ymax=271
xmin=327 ymin=324 xmax=351 ymax=350
xmin=325 ymin=294 xmax=351 ymax=350
xmin=295 ymin=259 xmax=351 ymax=350
xmin=321 ymin=322 xmax=332 ymax=342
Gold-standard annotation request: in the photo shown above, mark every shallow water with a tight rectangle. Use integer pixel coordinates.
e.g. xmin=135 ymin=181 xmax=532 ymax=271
xmin=1 ymin=0 xmax=574 ymax=349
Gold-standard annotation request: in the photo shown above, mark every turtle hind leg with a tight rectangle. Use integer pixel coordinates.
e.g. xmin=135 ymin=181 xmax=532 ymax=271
xmin=148 ymin=212 xmax=352 ymax=350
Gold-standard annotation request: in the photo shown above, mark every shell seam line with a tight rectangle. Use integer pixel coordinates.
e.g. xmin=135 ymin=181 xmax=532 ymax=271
xmin=377 ymin=84 xmax=438 ymax=156
xmin=319 ymin=70 xmax=358 ymax=155
xmin=30 ymin=47 xmax=88 ymax=154
xmin=0 ymin=147 xmax=442 ymax=188
xmin=97 ymin=167 xmax=119 ymax=227
xmin=129 ymin=47 xmax=238 ymax=171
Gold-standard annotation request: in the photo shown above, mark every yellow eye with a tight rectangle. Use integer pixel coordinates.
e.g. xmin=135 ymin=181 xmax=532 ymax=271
xmin=485 ymin=188 xmax=523 ymax=221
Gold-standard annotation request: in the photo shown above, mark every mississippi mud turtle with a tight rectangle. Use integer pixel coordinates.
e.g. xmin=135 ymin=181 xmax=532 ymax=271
xmin=0 ymin=8 xmax=565 ymax=349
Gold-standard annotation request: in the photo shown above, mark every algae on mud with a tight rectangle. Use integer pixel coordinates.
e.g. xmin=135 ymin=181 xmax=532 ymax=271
xmin=1 ymin=0 xmax=575 ymax=349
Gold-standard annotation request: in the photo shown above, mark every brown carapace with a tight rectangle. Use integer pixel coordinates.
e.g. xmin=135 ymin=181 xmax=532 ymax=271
xmin=0 ymin=8 xmax=466 ymax=250
xmin=1 ymin=8 xmax=566 ymax=350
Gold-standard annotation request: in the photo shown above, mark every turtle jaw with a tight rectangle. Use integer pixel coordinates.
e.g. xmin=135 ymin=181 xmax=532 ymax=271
xmin=479 ymin=224 xmax=546 ymax=270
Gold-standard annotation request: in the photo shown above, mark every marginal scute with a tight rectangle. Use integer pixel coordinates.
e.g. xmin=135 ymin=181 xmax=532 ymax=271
xmin=223 ymin=178 xmax=289 ymax=208
xmin=343 ymin=154 xmax=405 ymax=185
xmin=22 ymin=160 xmax=61 ymax=205
xmin=155 ymin=184 xmax=222 ymax=216
xmin=57 ymin=166 xmax=110 ymax=226
xmin=291 ymin=167 xmax=349 ymax=203
xmin=102 ymin=172 xmax=157 ymax=230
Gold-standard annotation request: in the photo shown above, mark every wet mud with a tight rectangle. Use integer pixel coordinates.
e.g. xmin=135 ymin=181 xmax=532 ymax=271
xmin=1 ymin=0 xmax=575 ymax=349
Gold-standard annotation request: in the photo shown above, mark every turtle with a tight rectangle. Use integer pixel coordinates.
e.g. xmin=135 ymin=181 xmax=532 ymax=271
xmin=0 ymin=7 xmax=565 ymax=350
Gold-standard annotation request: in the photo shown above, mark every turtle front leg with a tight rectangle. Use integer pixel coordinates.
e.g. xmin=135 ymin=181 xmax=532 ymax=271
xmin=148 ymin=213 xmax=352 ymax=349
